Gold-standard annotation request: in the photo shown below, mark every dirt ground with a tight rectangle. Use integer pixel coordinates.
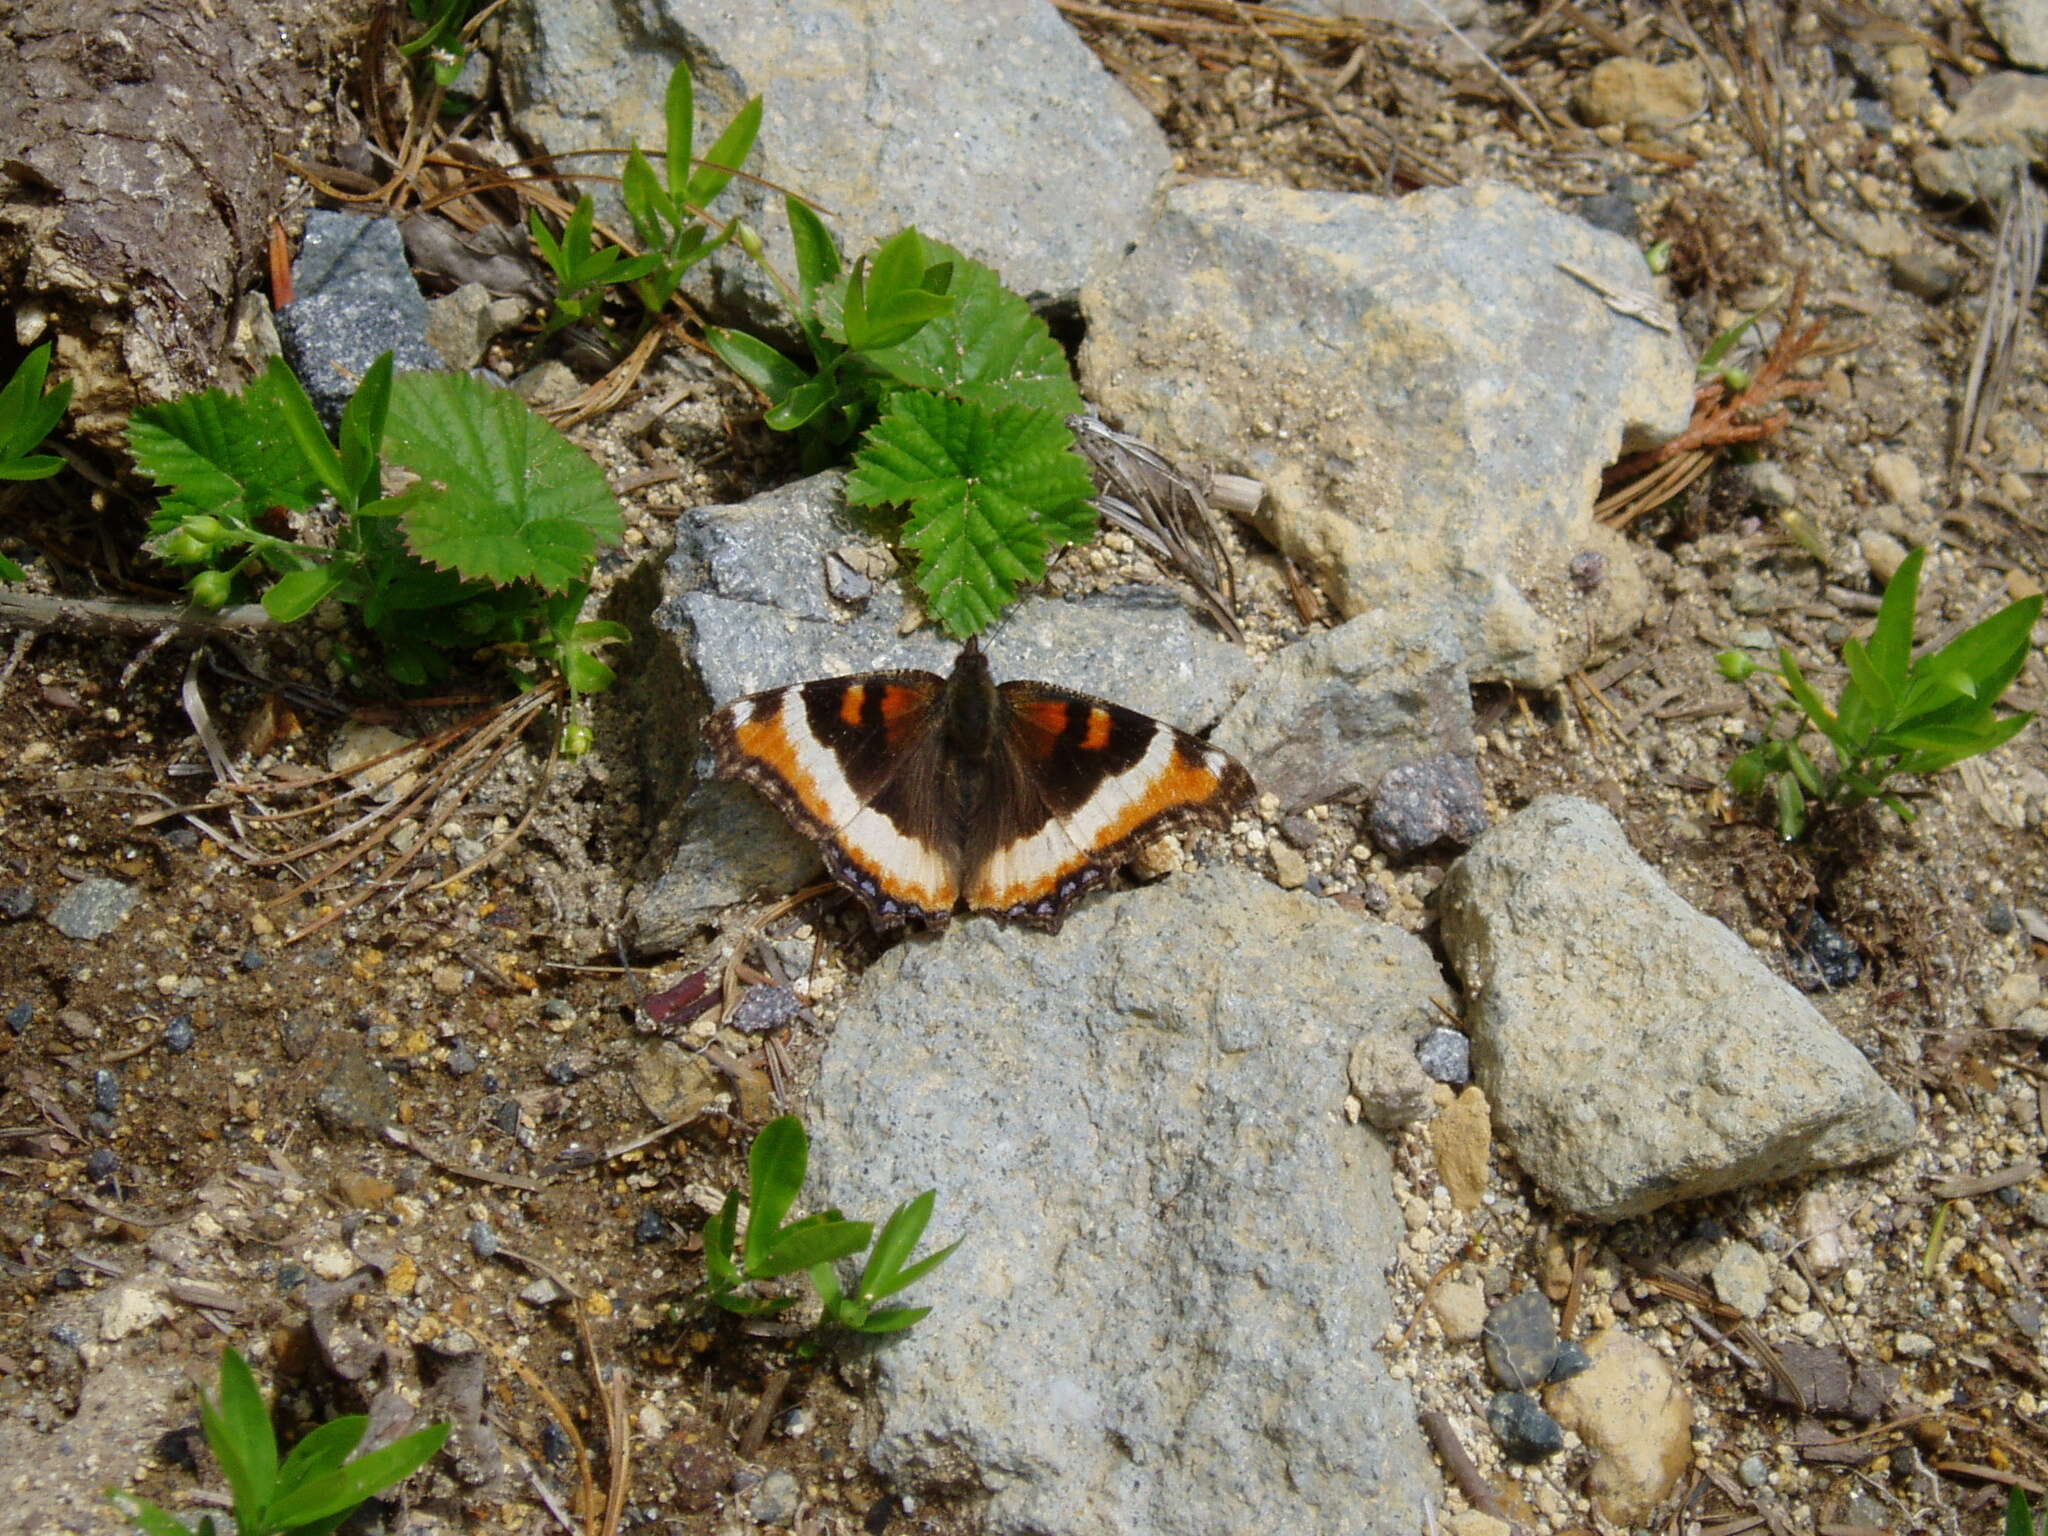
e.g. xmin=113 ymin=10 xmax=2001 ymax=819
xmin=4 ymin=3 xmax=2048 ymax=1534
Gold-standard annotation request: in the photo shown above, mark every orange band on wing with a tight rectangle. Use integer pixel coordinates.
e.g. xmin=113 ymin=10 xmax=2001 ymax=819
xmin=734 ymin=714 xmax=837 ymax=827
xmin=1095 ymin=753 xmax=1222 ymax=848
xmin=1081 ymin=707 xmax=1112 ymax=751
xmin=838 ymin=684 xmax=867 ymax=727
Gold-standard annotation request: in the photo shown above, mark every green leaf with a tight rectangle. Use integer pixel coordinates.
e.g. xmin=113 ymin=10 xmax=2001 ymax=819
xmin=338 ymin=353 xmax=394 ymax=509
xmin=261 ymin=1422 xmax=448 ymax=1528
xmin=703 ymin=1189 xmax=743 ymax=1292
xmin=703 ymin=328 xmax=813 ymax=405
xmin=259 ymin=357 xmax=351 ymax=509
xmin=756 ymin=1217 xmax=873 ymax=1278
xmin=0 ymin=552 xmax=25 ymax=582
xmin=1697 ymin=300 xmax=1768 ymax=375
xmin=263 ymin=567 xmax=343 ymax=623
xmin=2007 ymin=1485 xmax=2033 ymax=1536
xmin=786 ymin=196 xmax=842 ymax=302
xmin=1774 ymin=773 xmax=1807 ymax=840
xmin=850 ymin=1305 xmax=931 ymax=1334
xmin=0 ymin=341 xmax=72 ymax=475
xmin=1839 ymin=636 xmax=1894 ymax=725
xmin=662 ymin=57 xmax=696 ymax=206
xmin=1715 ymin=650 xmax=1759 ymax=681
xmin=621 ymin=148 xmax=675 ymax=250
xmin=382 ymin=371 xmax=622 ymax=592
xmin=1898 ymin=594 xmax=2041 ymax=721
xmin=686 ymin=95 xmax=763 ymax=210
xmin=1726 ymin=747 xmax=1768 ymax=795
xmin=1783 ymin=739 xmax=1823 ymax=797
xmin=104 ymin=1491 xmax=199 ymax=1536
xmin=854 ymin=239 xmax=1083 ymax=417
xmin=130 ymin=383 xmax=323 ymax=529
xmin=1889 ymin=710 xmax=2033 ymax=773
xmin=1867 ymin=546 xmax=1924 ymax=684
xmin=206 ymin=1348 xmax=278 ymax=1523
xmin=712 ymin=1290 xmax=795 ymax=1317
xmin=1776 ymin=649 xmax=1847 ymax=753
xmin=860 ymin=1191 xmax=934 ymax=1299
xmin=273 ymin=1416 xmax=368 ymax=1499
xmin=743 ymin=1116 xmax=810 ymax=1275
xmin=846 ymin=394 xmax=1097 ymax=637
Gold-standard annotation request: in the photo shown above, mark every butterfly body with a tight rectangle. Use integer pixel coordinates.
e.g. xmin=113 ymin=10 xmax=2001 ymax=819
xmin=704 ymin=641 xmax=1253 ymax=933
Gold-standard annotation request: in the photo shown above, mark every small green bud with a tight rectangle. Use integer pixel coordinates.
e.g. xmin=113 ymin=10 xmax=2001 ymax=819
xmin=1719 ymin=366 xmax=1753 ymax=393
xmin=182 ymin=515 xmax=226 ymax=544
xmin=735 ymin=221 xmax=765 ymax=262
xmin=1715 ymin=650 xmax=1759 ymax=681
xmin=189 ymin=570 xmax=233 ymax=608
xmin=158 ymin=529 xmax=208 ymax=564
xmin=561 ymin=721 xmax=595 ymax=759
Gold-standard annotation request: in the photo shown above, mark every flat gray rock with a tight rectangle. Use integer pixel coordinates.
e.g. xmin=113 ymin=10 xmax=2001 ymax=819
xmin=1211 ymin=612 xmax=1472 ymax=811
xmin=47 ymin=878 xmax=138 ymax=941
xmin=277 ymin=212 xmax=441 ymax=422
xmin=1438 ymin=797 xmax=1917 ymax=1220
xmin=499 ymin=0 xmax=1169 ymax=317
xmin=632 ymin=472 xmax=1254 ymax=947
xmin=1080 ymin=180 xmax=1695 ymax=687
xmin=812 ymin=865 xmax=1439 ymax=1534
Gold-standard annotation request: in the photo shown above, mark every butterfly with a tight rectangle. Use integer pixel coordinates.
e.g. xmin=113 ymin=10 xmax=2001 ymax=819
xmin=704 ymin=638 xmax=1254 ymax=933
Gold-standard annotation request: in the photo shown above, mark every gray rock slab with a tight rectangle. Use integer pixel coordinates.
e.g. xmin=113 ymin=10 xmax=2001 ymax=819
xmin=499 ymin=0 xmax=1169 ymax=318
xmin=47 ymin=878 xmax=137 ymax=940
xmin=1212 ymin=612 xmax=1472 ymax=811
xmin=277 ymin=212 xmax=442 ymax=422
xmin=811 ymin=864 xmax=1440 ymax=1534
xmin=1980 ymin=3 xmax=2048 ymax=75
xmin=632 ymin=471 xmax=1255 ymax=946
xmin=1438 ymin=797 xmax=1916 ymax=1220
xmin=1079 ymin=179 xmax=1696 ymax=687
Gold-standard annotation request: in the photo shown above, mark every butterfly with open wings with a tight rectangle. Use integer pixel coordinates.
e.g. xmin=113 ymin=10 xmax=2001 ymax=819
xmin=704 ymin=638 xmax=1254 ymax=933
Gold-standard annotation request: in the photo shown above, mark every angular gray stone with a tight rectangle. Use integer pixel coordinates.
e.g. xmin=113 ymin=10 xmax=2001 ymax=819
xmin=811 ymin=866 xmax=1439 ymax=1535
xmin=1211 ymin=613 xmax=1472 ymax=812
xmin=499 ymin=0 xmax=1169 ymax=319
xmin=47 ymin=878 xmax=137 ymax=941
xmin=1367 ymin=752 xmax=1489 ymax=855
xmin=1438 ymin=797 xmax=1917 ymax=1220
xmin=1944 ymin=70 xmax=2048 ymax=161
xmin=632 ymin=472 xmax=1256 ymax=943
xmin=1080 ymin=180 xmax=1695 ymax=687
xmin=1980 ymin=3 xmax=2048 ymax=74
xmin=277 ymin=212 xmax=441 ymax=422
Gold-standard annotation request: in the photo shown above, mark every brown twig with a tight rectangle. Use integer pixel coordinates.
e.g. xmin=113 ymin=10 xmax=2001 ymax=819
xmin=1420 ymin=1409 xmax=1522 ymax=1530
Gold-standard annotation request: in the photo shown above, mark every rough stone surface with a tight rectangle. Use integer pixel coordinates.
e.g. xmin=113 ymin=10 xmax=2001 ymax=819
xmin=1982 ymin=0 xmax=2048 ymax=68
xmin=47 ymin=878 xmax=138 ymax=941
xmin=1210 ymin=613 xmax=1472 ymax=811
xmin=634 ymin=471 xmax=1255 ymax=946
xmin=1484 ymin=1291 xmax=1561 ymax=1390
xmin=1710 ymin=1241 xmax=1772 ymax=1320
xmin=1367 ymin=752 xmax=1490 ymax=855
xmin=1430 ymin=1086 xmax=1491 ymax=1212
xmin=1348 ymin=1031 xmax=1436 ymax=1132
xmin=498 ymin=0 xmax=1168 ymax=319
xmin=1574 ymin=58 xmax=1707 ymax=130
xmin=1545 ymin=1329 xmax=1693 ymax=1524
xmin=1080 ymin=180 xmax=1693 ymax=686
xmin=277 ymin=212 xmax=441 ymax=422
xmin=1438 ymin=797 xmax=1917 ymax=1220
xmin=811 ymin=866 xmax=1439 ymax=1535
xmin=1944 ymin=70 xmax=2048 ymax=161
xmin=0 ymin=1339 xmax=190 ymax=1536
xmin=1434 ymin=1279 xmax=1488 ymax=1344
xmin=1488 ymin=1390 xmax=1565 ymax=1463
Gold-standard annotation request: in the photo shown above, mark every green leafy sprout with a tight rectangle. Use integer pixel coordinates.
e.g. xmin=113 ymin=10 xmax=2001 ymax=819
xmin=2012 ymin=1487 xmax=2037 ymax=1536
xmin=398 ymin=0 xmax=484 ymax=93
xmin=0 ymin=340 xmax=74 ymax=582
xmin=706 ymin=213 xmax=1096 ymax=637
xmin=700 ymin=1114 xmax=959 ymax=1339
xmin=529 ymin=56 xmax=762 ymax=341
xmin=108 ymin=1346 xmax=447 ymax=1536
xmin=1717 ymin=547 xmax=2042 ymax=839
xmin=132 ymin=353 xmax=627 ymax=700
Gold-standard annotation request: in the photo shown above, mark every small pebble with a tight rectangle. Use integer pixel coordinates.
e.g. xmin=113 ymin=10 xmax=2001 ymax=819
xmin=545 ymin=1058 xmax=580 ymax=1086
xmin=164 ymin=1015 xmax=196 ymax=1054
xmin=1870 ymin=451 xmax=1923 ymax=505
xmin=1487 ymin=1391 xmax=1565 ymax=1463
xmin=634 ymin=1208 xmax=669 ymax=1246
xmin=86 ymin=1148 xmax=119 ymax=1183
xmin=1788 ymin=909 xmax=1863 ymax=992
xmin=445 ymin=1045 xmax=480 ymax=1077
xmin=730 ymin=984 xmax=802 ymax=1034
xmin=520 ymin=1278 xmax=564 ymax=1308
xmin=1546 ymin=1339 xmax=1592 ymax=1383
xmin=467 ymin=1220 xmax=499 ymax=1259
xmin=541 ymin=997 xmax=574 ymax=1021
xmin=1416 ymin=1027 xmax=1471 ymax=1085
xmin=1270 ymin=843 xmax=1309 ymax=890
xmin=0 ymin=885 xmax=35 ymax=920
xmin=240 ymin=947 xmax=267 ymax=972
xmin=492 ymin=1100 xmax=520 ymax=1136
xmin=748 ymin=1468 xmax=803 ymax=1526
xmin=1278 ymin=815 xmax=1320 ymax=851
xmin=6 ymin=1001 xmax=30 ymax=1035
xmin=1985 ymin=899 xmax=2016 ymax=936
xmin=1738 ymin=1453 xmax=1771 ymax=1488
xmin=1894 ymin=1331 xmax=1936 ymax=1358
xmin=93 ymin=1069 xmax=120 ymax=1116
xmin=1483 ymin=1291 xmax=1560 ymax=1389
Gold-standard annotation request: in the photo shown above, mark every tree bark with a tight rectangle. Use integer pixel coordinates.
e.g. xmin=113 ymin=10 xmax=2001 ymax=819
xmin=0 ymin=0 xmax=373 ymax=444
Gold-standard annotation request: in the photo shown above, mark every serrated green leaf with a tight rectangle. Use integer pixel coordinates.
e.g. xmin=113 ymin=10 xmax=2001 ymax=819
xmin=855 ymin=239 xmax=1083 ymax=416
xmin=262 ymin=1422 xmax=448 ymax=1528
xmin=382 ymin=372 xmax=621 ymax=592
xmin=846 ymin=394 xmax=1096 ymax=637
xmin=130 ymin=384 xmax=322 ymax=528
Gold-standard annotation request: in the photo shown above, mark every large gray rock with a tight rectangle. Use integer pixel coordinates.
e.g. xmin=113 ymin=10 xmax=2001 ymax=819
xmin=812 ymin=865 xmax=1440 ymax=1535
xmin=499 ymin=0 xmax=1169 ymax=317
xmin=1438 ymin=797 xmax=1917 ymax=1220
xmin=631 ymin=472 xmax=1255 ymax=947
xmin=1211 ymin=612 xmax=1472 ymax=811
xmin=1080 ymin=180 xmax=1695 ymax=687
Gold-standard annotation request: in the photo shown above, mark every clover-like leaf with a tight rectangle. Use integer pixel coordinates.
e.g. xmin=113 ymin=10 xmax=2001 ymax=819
xmin=382 ymin=372 xmax=622 ymax=592
xmin=846 ymin=393 xmax=1096 ymax=637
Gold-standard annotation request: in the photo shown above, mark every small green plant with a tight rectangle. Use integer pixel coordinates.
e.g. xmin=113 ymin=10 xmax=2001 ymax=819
xmin=1718 ymin=547 xmax=2042 ymax=838
xmin=134 ymin=353 xmax=627 ymax=695
xmin=108 ymin=1346 xmax=447 ymax=1536
xmin=0 ymin=341 xmax=72 ymax=483
xmin=706 ymin=213 xmax=1096 ymax=637
xmin=619 ymin=58 xmax=763 ymax=319
xmin=701 ymin=1114 xmax=958 ymax=1337
xmin=2011 ymin=1487 xmax=2037 ymax=1536
xmin=398 ymin=0 xmax=483 ymax=91
xmin=529 ymin=196 xmax=666 ymax=341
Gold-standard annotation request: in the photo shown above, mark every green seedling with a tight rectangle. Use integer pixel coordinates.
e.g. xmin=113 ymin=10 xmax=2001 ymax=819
xmin=1719 ymin=547 xmax=2042 ymax=838
xmin=700 ymin=1115 xmax=956 ymax=1338
xmin=0 ymin=340 xmax=72 ymax=484
xmin=706 ymin=215 xmax=1095 ymax=638
xmin=133 ymin=354 xmax=626 ymax=696
xmin=398 ymin=0 xmax=482 ymax=91
xmin=2011 ymin=1487 xmax=2037 ymax=1536
xmin=107 ymin=1346 xmax=447 ymax=1536
xmin=530 ymin=196 xmax=665 ymax=340
xmin=619 ymin=57 xmax=763 ymax=319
